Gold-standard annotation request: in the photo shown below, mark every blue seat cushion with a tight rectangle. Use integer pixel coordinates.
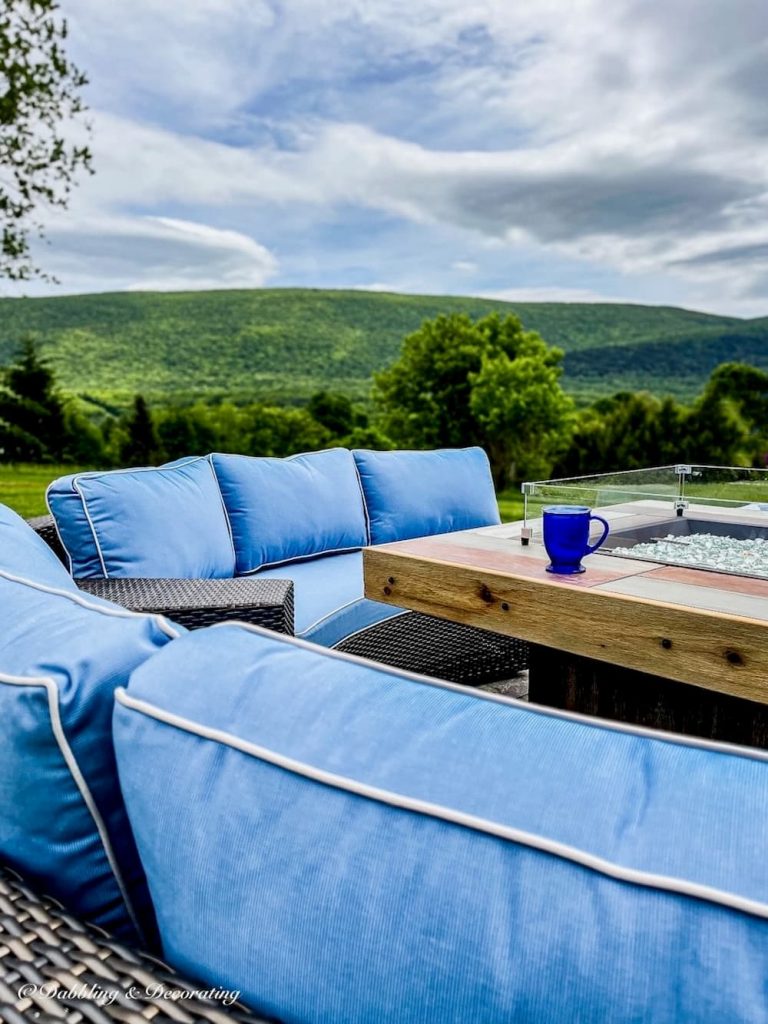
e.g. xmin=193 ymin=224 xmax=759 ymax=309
xmin=115 ymin=625 xmax=768 ymax=1023
xmin=0 ymin=569 xmax=179 ymax=946
xmin=0 ymin=503 xmax=78 ymax=589
xmin=354 ymin=447 xmax=500 ymax=544
xmin=47 ymin=457 xmax=235 ymax=579
xmin=212 ymin=449 xmax=368 ymax=574
xmin=257 ymin=551 xmax=401 ymax=645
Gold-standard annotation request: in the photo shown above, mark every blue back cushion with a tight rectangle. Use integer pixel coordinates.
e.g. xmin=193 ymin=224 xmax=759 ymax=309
xmin=354 ymin=447 xmax=500 ymax=544
xmin=47 ymin=457 xmax=235 ymax=579
xmin=0 ymin=503 xmax=78 ymax=589
xmin=115 ymin=626 xmax=768 ymax=1023
xmin=213 ymin=449 xmax=368 ymax=574
xmin=0 ymin=570 xmax=179 ymax=945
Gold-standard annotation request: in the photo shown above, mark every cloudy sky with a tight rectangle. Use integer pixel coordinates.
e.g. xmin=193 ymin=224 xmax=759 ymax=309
xmin=11 ymin=0 xmax=768 ymax=315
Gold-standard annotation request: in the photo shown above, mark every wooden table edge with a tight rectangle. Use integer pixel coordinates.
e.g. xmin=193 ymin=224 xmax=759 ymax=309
xmin=363 ymin=544 xmax=768 ymax=704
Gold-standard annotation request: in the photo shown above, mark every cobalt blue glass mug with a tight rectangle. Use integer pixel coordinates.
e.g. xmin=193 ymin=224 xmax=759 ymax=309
xmin=542 ymin=505 xmax=610 ymax=574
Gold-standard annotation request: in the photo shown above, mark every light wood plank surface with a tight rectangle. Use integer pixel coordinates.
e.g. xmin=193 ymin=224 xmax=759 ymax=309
xmin=364 ymin=518 xmax=768 ymax=703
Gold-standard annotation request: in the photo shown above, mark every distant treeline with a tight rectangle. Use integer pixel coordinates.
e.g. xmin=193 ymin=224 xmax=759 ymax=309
xmin=2 ymin=287 xmax=767 ymax=408
xmin=0 ymin=337 xmax=384 ymax=468
xmin=553 ymin=361 xmax=768 ymax=477
xmin=1 ymin=331 xmax=767 ymax=485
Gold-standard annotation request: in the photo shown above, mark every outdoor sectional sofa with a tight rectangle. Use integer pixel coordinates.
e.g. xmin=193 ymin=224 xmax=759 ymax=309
xmin=38 ymin=446 xmax=529 ymax=687
xmin=1 ymin=499 xmax=767 ymax=1022
xmin=1 ymin=498 xmax=768 ymax=1021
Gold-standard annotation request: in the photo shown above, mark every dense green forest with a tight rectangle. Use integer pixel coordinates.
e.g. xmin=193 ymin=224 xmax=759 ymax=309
xmin=0 ymin=288 xmax=764 ymax=408
xmin=3 ymin=314 xmax=766 ymax=486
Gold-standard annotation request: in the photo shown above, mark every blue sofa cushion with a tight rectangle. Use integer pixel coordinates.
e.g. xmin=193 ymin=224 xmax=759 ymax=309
xmin=115 ymin=625 xmax=768 ymax=1023
xmin=354 ymin=447 xmax=500 ymax=544
xmin=47 ymin=457 xmax=235 ymax=579
xmin=212 ymin=449 xmax=368 ymax=574
xmin=0 ymin=503 xmax=78 ymax=589
xmin=0 ymin=569 xmax=179 ymax=946
xmin=257 ymin=550 xmax=402 ymax=644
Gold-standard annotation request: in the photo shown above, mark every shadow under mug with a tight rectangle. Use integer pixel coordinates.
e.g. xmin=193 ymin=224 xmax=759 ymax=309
xmin=542 ymin=505 xmax=610 ymax=575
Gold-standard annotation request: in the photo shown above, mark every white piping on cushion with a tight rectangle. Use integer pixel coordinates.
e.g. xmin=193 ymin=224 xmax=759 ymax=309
xmin=205 ymin=455 xmax=237 ymax=573
xmin=352 ymin=446 xmax=501 ymax=540
xmin=115 ymin=687 xmax=768 ymax=923
xmin=62 ymin=458 xmax=220 ymax=582
xmin=296 ymin=596 xmax=360 ymax=638
xmin=43 ymin=482 xmax=76 ymax=577
xmin=351 ymin=456 xmax=372 ymax=546
xmin=0 ymin=568 xmax=180 ymax=640
xmin=73 ymin=477 xmax=108 ymax=578
xmin=211 ymin=449 xmax=368 ymax=573
xmin=297 ymin=597 xmax=407 ymax=641
xmin=239 ymin=545 xmax=363 ymax=577
xmin=2 ymin=672 xmax=142 ymax=938
xmin=207 ymin=621 xmax=768 ymax=765
xmin=327 ymin=609 xmax=410 ymax=648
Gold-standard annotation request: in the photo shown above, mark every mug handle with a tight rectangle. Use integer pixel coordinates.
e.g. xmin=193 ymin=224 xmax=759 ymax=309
xmin=586 ymin=514 xmax=610 ymax=555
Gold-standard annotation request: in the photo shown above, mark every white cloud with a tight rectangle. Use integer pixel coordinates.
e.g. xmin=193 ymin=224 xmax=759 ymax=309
xmin=19 ymin=0 xmax=768 ymax=310
xmin=31 ymin=214 xmax=277 ymax=294
xmin=482 ymin=287 xmax=635 ymax=305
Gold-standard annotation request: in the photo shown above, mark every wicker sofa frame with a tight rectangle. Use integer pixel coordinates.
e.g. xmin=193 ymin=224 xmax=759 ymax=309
xmin=0 ymin=867 xmax=271 ymax=1023
xmin=28 ymin=515 xmax=528 ymax=686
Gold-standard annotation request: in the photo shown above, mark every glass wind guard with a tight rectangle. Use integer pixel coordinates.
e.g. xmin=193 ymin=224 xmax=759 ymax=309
xmin=522 ymin=466 xmax=687 ymax=523
xmin=521 ymin=465 xmax=768 ymax=580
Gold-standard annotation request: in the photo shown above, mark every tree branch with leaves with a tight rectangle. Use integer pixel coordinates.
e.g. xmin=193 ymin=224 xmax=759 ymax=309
xmin=0 ymin=0 xmax=92 ymax=280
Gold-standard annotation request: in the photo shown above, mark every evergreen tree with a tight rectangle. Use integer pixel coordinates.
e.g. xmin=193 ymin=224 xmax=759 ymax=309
xmin=0 ymin=335 xmax=70 ymax=460
xmin=120 ymin=395 xmax=160 ymax=467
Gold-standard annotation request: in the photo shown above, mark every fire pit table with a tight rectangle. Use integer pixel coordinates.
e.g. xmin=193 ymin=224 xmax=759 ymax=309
xmin=364 ymin=465 xmax=768 ymax=749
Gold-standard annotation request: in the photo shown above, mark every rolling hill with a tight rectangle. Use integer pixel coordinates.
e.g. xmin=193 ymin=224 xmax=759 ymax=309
xmin=0 ymin=287 xmax=765 ymax=409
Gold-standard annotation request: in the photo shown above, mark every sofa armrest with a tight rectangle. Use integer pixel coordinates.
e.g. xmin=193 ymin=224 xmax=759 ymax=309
xmin=75 ymin=577 xmax=295 ymax=635
xmin=0 ymin=865 xmax=270 ymax=1022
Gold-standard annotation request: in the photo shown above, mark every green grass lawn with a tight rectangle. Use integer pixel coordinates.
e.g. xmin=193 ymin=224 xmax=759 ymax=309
xmin=0 ymin=463 xmax=527 ymax=523
xmin=497 ymin=490 xmax=525 ymax=523
xmin=0 ymin=464 xmax=73 ymax=518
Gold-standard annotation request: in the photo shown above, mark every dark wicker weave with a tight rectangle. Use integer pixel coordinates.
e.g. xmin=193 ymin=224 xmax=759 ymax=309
xmin=27 ymin=515 xmax=68 ymax=567
xmin=29 ymin=514 xmax=527 ymax=684
xmin=0 ymin=866 xmax=272 ymax=1023
xmin=336 ymin=611 xmax=528 ymax=686
xmin=75 ymin=577 xmax=295 ymax=634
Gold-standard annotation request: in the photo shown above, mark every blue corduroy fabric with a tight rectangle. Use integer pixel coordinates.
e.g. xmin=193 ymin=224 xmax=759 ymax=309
xmin=353 ymin=446 xmax=501 ymax=544
xmin=0 ymin=502 xmax=78 ymax=588
xmin=47 ymin=457 xmax=235 ymax=579
xmin=46 ymin=472 xmax=103 ymax=577
xmin=256 ymin=550 xmax=402 ymax=643
xmin=212 ymin=449 xmax=369 ymax=574
xmin=0 ymin=570 xmax=178 ymax=945
xmin=114 ymin=625 xmax=768 ymax=1023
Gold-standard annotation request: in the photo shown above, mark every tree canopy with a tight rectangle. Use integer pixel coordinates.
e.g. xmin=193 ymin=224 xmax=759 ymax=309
xmin=0 ymin=0 xmax=92 ymax=279
xmin=554 ymin=362 xmax=768 ymax=477
xmin=0 ymin=334 xmax=68 ymax=459
xmin=374 ymin=312 xmax=574 ymax=486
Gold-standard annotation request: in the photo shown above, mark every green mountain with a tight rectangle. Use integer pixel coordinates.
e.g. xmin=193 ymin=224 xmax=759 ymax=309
xmin=0 ymin=287 xmax=764 ymax=409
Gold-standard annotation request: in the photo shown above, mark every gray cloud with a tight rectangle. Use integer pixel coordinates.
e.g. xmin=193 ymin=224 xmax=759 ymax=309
xmin=439 ymin=166 xmax=753 ymax=242
xmin=673 ymin=243 xmax=768 ymax=268
xmin=18 ymin=0 xmax=768 ymax=311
